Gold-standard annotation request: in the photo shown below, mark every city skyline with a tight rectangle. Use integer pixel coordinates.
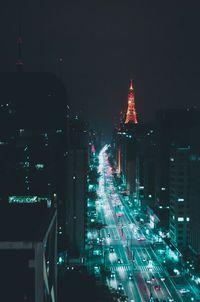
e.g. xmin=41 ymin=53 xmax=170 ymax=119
xmin=1 ymin=1 xmax=200 ymax=135
xmin=1 ymin=2 xmax=200 ymax=300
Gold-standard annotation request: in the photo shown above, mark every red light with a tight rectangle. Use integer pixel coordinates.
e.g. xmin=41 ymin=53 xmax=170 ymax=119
xmin=91 ymin=144 xmax=95 ymax=153
xmin=124 ymin=80 xmax=138 ymax=124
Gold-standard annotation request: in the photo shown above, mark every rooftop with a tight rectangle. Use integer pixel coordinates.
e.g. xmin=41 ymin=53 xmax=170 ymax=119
xmin=0 ymin=203 xmax=56 ymax=242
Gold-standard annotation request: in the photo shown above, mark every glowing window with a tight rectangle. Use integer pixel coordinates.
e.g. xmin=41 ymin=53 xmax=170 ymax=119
xmin=35 ymin=164 xmax=44 ymax=170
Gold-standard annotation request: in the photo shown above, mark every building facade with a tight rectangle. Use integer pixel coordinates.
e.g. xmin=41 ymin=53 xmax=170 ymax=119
xmin=0 ymin=205 xmax=57 ymax=302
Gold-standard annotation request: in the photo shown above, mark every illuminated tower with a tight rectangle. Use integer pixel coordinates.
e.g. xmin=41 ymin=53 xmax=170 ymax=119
xmin=124 ymin=80 xmax=138 ymax=124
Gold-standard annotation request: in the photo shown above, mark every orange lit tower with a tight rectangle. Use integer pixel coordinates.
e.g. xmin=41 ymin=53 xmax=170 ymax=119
xmin=124 ymin=80 xmax=138 ymax=124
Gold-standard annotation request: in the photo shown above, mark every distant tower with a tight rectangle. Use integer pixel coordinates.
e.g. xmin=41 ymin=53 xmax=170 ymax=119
xmin=58 ymin=57 xmax=64 ymax=80
xmin=124 ymin=80 xmax=138 ymax=124
xmin=16 ymin=4 xmax=24 ymax=72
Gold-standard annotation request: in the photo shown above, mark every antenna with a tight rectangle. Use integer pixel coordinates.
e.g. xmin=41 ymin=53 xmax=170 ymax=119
xmin=16 ymin=0 xmax=24 ymax=71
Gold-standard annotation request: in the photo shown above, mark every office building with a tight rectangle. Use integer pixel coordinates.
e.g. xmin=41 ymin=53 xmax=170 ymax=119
xmin=65 ymin=117 xmax=89 ymax=255
xmin=0 ymin=204 xmax=57 ymax=302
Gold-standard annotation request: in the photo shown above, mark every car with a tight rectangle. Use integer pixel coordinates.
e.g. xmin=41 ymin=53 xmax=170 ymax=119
xmin=94 ymin=265 xmax=101 ymax=278
xmin=118 ymin=283 xmax=124 ymax=291
xmin=109 ymin=246 xmax=114 ymax=253
xmin=154 ymin=285 xmax=161 ymax=291
xmin=168 ymin=298 xmax=174 ymax=302
xmin=107 ymin=233 xmax=110 ymax=238
xmin=110 ymin=271 xmax=115 ymax=278
xmin=93 ymin=249 xmax=102 ymax=256
xmin=117 ymin=258 xmax=123 ymax=264
xmin=151 ymin=275 xmax=156 ymax=281
xmin=160 ymin=277 xmax=165 ymax=281
xmin=128 ymin=273 xmax=133 ymax=280
xmin=179 ymin=288 xmax=190 ymax=294
xmin=138 ymin=236 xmax=146 ymax=241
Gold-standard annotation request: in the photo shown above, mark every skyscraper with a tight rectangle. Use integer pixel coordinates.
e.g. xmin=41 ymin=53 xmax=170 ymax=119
xmin=65 ymin=117 xmax=89 ymax=256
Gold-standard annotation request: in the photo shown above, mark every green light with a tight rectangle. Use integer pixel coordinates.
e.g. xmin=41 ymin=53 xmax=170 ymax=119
xmin=9 ymin=196 xmax=38 ymax=203
xmin=58 ymin=256 xmax=63 ymax=264
xmin=35 ymin=163 xmax=44 ymax=170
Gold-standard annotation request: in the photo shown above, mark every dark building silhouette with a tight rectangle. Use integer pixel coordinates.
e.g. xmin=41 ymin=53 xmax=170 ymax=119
xmin=188 ymin=127 xmax=200 ymax=271
xmin=154 ymin=108 xmax=200 ymax=209
xmin=113 ymin=105 xmax=200 ymax=272
xmin=137 ymin=108 xmax=200 ymax=270
xmin=0 ymin=72 xmax=70 ymax=301
xmin=0 ymin=72 xmax=68 ymax=227
xmin=168 ymin=123 xmax=200 ymax=270
xmin=65 ymin=117 xmax=89 ymax=256
xmin=0 ymin=204 xmax=57 ymax=302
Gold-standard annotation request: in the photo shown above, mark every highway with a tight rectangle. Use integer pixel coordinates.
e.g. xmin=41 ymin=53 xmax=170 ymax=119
xmin=89 ymin=146 xmax=200 ymax=302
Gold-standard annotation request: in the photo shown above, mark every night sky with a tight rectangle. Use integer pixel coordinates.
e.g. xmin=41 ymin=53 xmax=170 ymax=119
xmin=1 ymin=1 xmax=200 ymax=135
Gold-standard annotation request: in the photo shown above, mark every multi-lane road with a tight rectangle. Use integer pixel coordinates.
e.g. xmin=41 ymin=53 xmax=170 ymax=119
xmin=89 ymin=146 xmax=200 ymax=302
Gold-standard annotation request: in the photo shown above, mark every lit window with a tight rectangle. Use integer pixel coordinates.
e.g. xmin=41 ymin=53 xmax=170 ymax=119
xmin=35 ymin=164 xmax=44 ymax=170
xmin=186 ymin=217 xmax=190 ymax=221
xmin=190 ymin=155 xmax=197 ymax=161
xmin=178 ymin=198 xmax=184 ymax=202
xmin=170 ymin=158 xmax=175 ymax=162
xmin=23 ymin=161 xmax=29 ymax=168
xmin=178 ymin=217 xmax=184 ymax=222
xmin=161 ymin=187 xmax=166 ymax=191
